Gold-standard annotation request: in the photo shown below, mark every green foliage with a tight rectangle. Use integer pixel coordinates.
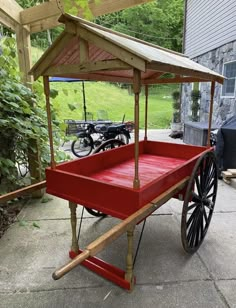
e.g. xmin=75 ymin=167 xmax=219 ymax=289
xmin=171 ymin=90 xmax=181 ymax=123
xmin=0 ymin=37 xmax=67 ymax=193
xmin=50 ymin=81 xmax=176 ymax=129
xmin=95 ymin=0 xmax=184 ymax=52
xmin=191 ymin=89 xmax=201 ymax=121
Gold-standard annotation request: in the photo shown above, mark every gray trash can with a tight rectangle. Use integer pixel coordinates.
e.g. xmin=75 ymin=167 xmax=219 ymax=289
xmin=215 ymin=116 xmax=236 ymax=171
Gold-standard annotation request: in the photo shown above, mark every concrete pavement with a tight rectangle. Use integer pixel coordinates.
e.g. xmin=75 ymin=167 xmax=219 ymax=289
xmin=0 ymin=130 xmax=236 ymax=308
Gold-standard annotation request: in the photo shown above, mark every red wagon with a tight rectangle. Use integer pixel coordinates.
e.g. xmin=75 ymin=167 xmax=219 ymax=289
xmin=30 ymin=14 xmax=224 ymax=290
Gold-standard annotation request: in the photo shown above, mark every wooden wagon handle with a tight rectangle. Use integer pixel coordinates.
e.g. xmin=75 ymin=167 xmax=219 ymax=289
xmin=52 ymin=177 xmax=189 ymax=280
xmin=52 ymin=249 xmax=90 ymax=280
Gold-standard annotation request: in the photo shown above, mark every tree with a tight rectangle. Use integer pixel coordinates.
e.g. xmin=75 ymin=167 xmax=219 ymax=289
xmin=95 ymin=0 xmax=184 ymax=52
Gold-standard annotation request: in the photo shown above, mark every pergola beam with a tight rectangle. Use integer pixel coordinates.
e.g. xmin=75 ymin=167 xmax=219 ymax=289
xmin=21 ymin=0 xmax=153 ymax=33
xmin=0 ymin=11 xmax=17 ymax=32
xmin=0 ymin=0 xmax=22 ymax=23
xmin=0 ymin=0 xmax=22 ymax=30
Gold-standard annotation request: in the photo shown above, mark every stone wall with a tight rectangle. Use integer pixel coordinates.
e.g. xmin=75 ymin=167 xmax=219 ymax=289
xmin=182 ymin=40 xmax=236 ymax=125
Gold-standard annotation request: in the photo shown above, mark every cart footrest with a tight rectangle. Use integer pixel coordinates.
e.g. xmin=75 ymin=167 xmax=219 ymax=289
xmin=69 ymin=250 xmax=135 ymax=290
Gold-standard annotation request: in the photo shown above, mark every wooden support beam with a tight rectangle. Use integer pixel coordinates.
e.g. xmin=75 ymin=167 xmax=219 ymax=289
xmin=80 ymin=38 xmax=89 ymax=63
xmin=52 ymin=177 xmax=189 ymax=280
xmin=142 ymin=76 xmax=213 ymax=85
xmin=53 ymin=72 xmax=133 ymax=83
xmin=207 ymin=81 xmax=215 ymax=147
xmin=20 ymin=0 xmax=63 ymax=26
xmin=146 ymin=62 xmax=224 ymax=84
xmin=21 ymin=0 xmax=153 ymax=32
xmin=0 ymin=11 xmax=17 ymax=31
xmin=0 ymin=0 xmax=22 ymax=26
xmin=133 ymin=69 xmax=141 ymax=189
xmin=15 ymin=25 xmax=33 ymax=85
xmin=0 ymin=181 xmax=46 ymax=204
xmin=45 ymin=59 xmax=131 ymax=75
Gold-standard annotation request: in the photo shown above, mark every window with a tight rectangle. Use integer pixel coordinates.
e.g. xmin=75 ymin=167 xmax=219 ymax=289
xmin=222 ymin=61 xmax=236 ymax=97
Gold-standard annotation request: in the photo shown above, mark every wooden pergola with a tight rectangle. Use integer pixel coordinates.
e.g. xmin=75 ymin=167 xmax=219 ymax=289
xmin=0 ymin=0 xmax=152 ymax=201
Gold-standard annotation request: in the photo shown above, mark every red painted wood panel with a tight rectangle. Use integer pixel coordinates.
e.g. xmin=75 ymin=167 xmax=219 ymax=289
xmin=91 ymin=154 xmax=186 ymax=188
xmin=46 ymin=141 xmax=210 ymax=219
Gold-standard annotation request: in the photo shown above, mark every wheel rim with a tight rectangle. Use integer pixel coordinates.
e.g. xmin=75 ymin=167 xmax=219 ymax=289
xmin=93 ymin=139 xmax=125 ymax=154
xmin=115 ymin=134 xmax=128 ymax=144
xmin=181 ymin=151 xmax=218 ymax=253
xmin=85 ymin=207 xmax=107 ymax=217
xmin=71 ymin=136 xmax=93 ymax=157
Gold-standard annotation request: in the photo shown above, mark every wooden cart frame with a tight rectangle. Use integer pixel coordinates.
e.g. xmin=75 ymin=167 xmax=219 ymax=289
xmin=29 ymin=14 xmax=224 ymax=291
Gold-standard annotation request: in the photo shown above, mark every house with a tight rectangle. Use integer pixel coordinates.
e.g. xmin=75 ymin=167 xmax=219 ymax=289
xmin=182 ymin=0 xmax=236 ymax=124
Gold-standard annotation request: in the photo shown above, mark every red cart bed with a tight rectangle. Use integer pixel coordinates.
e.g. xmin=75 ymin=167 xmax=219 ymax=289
xmin=46 ymin=140 xmax=209 ymax=219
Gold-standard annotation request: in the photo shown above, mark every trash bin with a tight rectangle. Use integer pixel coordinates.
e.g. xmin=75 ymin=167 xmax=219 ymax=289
xmin=183 ymin=121 xmax=219 ymax=146
xmin=215 ymin=116 xmax=236 ymax=171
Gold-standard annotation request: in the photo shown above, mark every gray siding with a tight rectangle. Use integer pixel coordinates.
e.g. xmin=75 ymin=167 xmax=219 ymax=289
xmin=185 ymin=0 xmax=236 ymax=58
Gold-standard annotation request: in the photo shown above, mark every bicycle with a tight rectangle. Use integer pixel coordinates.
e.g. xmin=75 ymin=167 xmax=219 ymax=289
xmin=71 ymin=122 xmax=130 ymax=158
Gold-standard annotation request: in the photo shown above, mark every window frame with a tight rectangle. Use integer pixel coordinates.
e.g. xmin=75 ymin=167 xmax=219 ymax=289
xmin=221 ymin=60 xmax=236 ymax=98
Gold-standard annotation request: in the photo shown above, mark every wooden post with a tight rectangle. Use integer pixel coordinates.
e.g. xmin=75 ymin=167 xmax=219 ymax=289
xmin=207 ymin=81 xmax=215 ymax=147
xmin=125 ymin=226 xmax=135 ymax=288
xmin=133 ymin=69 xmax=141 ymax=189
xmin=69 ymin=202 xmax=79 ymax=253
xmin=144 ymin=85 xmax=148 ymax=141
xmin=43 ymin=76 xmax=56 ymax=168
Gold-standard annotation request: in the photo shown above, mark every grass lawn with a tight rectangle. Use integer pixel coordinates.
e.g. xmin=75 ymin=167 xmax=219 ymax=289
xmin=50 ymin=81 xmax=178 ymax=129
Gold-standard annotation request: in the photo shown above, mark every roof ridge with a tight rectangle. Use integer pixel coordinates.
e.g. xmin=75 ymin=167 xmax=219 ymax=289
xmin=59 ymin=13 xmax=188 ymax=58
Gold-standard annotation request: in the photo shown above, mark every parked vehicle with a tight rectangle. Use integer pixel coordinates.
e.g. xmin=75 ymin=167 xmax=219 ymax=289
xmin=71 ymin=122 xmax=130 ymax=157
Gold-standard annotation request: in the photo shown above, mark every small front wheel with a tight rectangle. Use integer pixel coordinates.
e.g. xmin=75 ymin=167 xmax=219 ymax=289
xmin=71 ymin=135 xmax=93 ymax=157
xmin=93 ymin=139 xmax=125 ymax=154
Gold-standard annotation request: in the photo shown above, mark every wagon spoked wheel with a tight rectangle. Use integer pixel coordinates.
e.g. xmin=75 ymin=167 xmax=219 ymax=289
xmin=85 ymin=207 xmax=107 ymax=217
xmin=181 ymin=151 xmax=218 ymax=253
xmin=93 ymin=139 xmax=125 ymax=154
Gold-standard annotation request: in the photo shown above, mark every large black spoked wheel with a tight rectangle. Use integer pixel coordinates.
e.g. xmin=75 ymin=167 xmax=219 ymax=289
xmin=85 ymin=207 xmax=107 ymax=217
xmin=71 ymin=135 xmax=93 ymax=158
xmin=93 ymin=138 xmax=125 ymax=154
xmin=181 ymin=151 xmax=218 ymax=253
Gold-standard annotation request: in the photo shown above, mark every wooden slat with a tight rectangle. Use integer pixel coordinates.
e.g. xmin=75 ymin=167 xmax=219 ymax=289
xmin=30 ymin=32 xmax=75 ymax=80
xmin=52 ymin=177 xmax=189 ymax=280
xmin=0 ymin=181 xmax=46 ymax=204
xmin=222 ymin=171 xmax=235 ymax=179
xmin=45 ymin=59 xmax=131 ymax=75
xmin=68 ymin=24 xmax=146 ymax=72
xmin=147 ymin=63 xmax=224 ymax=84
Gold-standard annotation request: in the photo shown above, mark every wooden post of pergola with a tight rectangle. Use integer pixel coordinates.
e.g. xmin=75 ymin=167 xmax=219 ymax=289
xmin=0 ymin=0 xmax=152 ymax=199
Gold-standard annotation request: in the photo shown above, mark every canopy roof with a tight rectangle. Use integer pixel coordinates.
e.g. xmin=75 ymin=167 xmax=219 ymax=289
xmin=30 ymin=14 xmax=224 ymax=85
